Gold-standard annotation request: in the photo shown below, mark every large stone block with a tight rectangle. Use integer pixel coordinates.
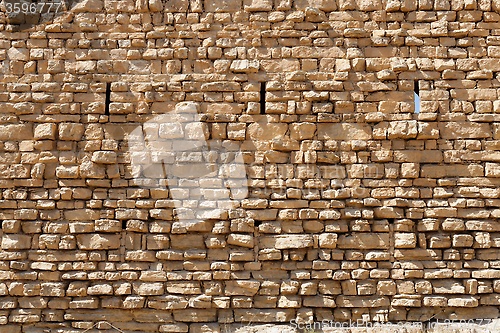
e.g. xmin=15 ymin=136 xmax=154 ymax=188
xmin=439 ymin=122 xmax=491 ymax=139
xmin=172 ymin=309 xmax=217 ymax=322
xmin=59 ymin=123 xmax=84 ymax=141
xmin=337 ymin=233 xmax=390 ymax=249
xmin=336 ymin=295 xmax=390 ymax=307
xmin=1 ymin=234 xmax=31 ymax=250
xmin=76 ymin=234 xmax=120 ymax=250
xmin=0 ymin=124 xmax=33 ymax=140
xmin=259 ymin=235 xmax=314 ymax=249
xmin=317 ymin=123 xmax=372 ymax=140
xmin=234 ymin=309 xmax=294 ymax=322
xmin=224 ymin=280 xmax=260 ymax=296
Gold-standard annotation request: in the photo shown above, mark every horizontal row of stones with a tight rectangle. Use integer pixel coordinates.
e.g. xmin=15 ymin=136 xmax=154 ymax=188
xmin=0 ymin=291 xmax=494 ymax=309
xmin=2 ymin=230 xmax=499 ymax=249
xmin=0 ymin=307 xmax=498 ymax=328
xmin=0 ymin=120 xmax=497 ymax=141
xmin=4 ymin=0 xmax=500 ymax=15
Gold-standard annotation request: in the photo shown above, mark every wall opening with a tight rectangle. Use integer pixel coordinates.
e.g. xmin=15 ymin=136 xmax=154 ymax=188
xmin=414 ymin=81 xmax=420 ymax=114
xmin=105 ymin=82 xmax=111 ymax=116
xmin=259 ymin=82 xmax=266 ymax=114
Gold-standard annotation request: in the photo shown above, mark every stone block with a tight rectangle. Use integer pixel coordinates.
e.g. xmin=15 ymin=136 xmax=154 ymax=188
xmin=233 ymin=309 xmax=294 ymax=322
xmin=225 ymin=280 xmax=260 ymax=296
xmin=317 ymin=123 xmax=372 ymax=140
xmin=59 ymin=123 xmax=84 ymax=141
xmin=230 ymin=60 xmax=260 ymax=73
xmin=34 ymin=123 xmax=56 ymax=140
xmin=337 ymin=233 xmax=389 ymax=249
xmin=259 ymin=235 xmax=314 ymax=249
xmin=387 ymin=120 xmax=418 ymax=139
xmin=336 ymin=295 xmax=390 ymax=307
xmin=227 ymin=234 xmax=254 ymax=248
xmin=1 ymin=234 xmax=31 ymax=250
xmin=439 ymin=122 xmax=491 ymax=139
xmin=91 ymin=151 xmax=117 ymax=164
xmin=76 ymin=234 xmax=120 ymax=250
xmin=173 ymin=309 xmax=217 ymax=322
xmin=318 ymin=233 xmax=338 ymax=249
xmin=0 ymin=124 xmax=33 ymax=140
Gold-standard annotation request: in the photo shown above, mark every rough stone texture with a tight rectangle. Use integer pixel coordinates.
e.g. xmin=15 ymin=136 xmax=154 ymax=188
xmin=1 ymin=0 xmax=500 ymax=331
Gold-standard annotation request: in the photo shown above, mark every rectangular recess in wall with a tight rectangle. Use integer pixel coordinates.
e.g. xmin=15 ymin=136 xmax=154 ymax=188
xmin=414 ymin=81 xmax=420 ymax=114
xmin=105 ymin=82 xmax=111 ymax=116
xmin=260 ymin=82 xmax=266 ymax=114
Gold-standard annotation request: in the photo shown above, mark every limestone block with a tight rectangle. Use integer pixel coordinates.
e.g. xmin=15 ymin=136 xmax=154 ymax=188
xmin=76 ymin=234 xmax=120 ymax=250
xmin=227 ymin=234 xmax=254 ymax=248
xmin=391 ymin=295 xmax=422 ymax=307
xmin=72 ymin=0 xmax=103 ymax=12
xmin=34 ymin=124 xmax=56 ymax=140
xmin=59 ymin=123 xmax=84 ymax=141
xmin=356 ymin=0 xmax=382 ymax=10
xmin=486 ymin=163 xmax=500 ymax=177
xmin=163 ymin=0 xmax=189 ymax=12
xmin=234 ymin=309 xmax=294 ymax=322
xmin=448 ymin=296 xmax=479 ymax=307
xmin=225 ymin=280 xmax=260 ymax=296
xmin=8 ymin=48 xmax=29 ymax=61
xmin=87 ymin=284 xmax=113 ymax=295
xmin=230 ymin=60 xmax=260 ymax=73
xmin=1 ymin=234 xmax=31 ymax=250
xmin=133 ymin=283 xmax=164 ymax=296
xmin=304 ymin=7 xmax=327 ymax=22
xmin=394 ymin=233 xmax=417 ymax=248
xmin=290 ymin=123 xmax=316 ymax=140
xmin=166 ymin=282 xmax=201 ymax=295
xmin=247 ymin=123 xmax=287 ymax=141
xmin=387 ymin=120 xmax=418 ymax=139
xmin=148 ymin=295 xmax=188 ymax=310
xmin=439 ymin=122 xmax=491 ymax=139
xmin=336 ymin=295 xmax=390 ymax=307
xmin=160 ymin=323 xmax=189 ymax=333
xmin=317 ymin=123 xmax=372 ymax=140
xmin=401 ymin=163 xmax=419 ymax=178
xmin=91 ymin=151 xmax=117 ymax=164
xmin=244 ymin=0 xmax=273 ymax=11
xmin=337 ymin=233 xmax=390 ymax=249
xmin=173 ymin=309 xmax=217 ymax=322
xmin=318 ymin=233 xmax=338 ymax=249
xmin=260 ymin=235 xmax=314 ymax=249
xmin=0 ymin=124 xmax=33 ymax=140
xmin=149 ymin=0 xmax=163 ymax=11
xmin=417 ymin=122 xmax=439 ymax=139
xmin=377 ymin=281 xmax=397 ymax=295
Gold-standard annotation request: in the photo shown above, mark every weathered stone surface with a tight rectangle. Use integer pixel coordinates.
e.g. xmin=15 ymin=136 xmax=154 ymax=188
xmin=59 ymin=123 xmax=84 ymax=141
xmin=1 ymin=235 xmax=31 ymax=250
xmin=259 ymin=235 xmax=314 ymax=249
xmin=337 ymin=233 xmax=390 ymax=249
xmin=225 ymin=281 xmax=260 ymax=296
xmin=76 ymin=234 xmax=120 ymax=250
xmin=439 ymin=122 xmax=491 ymax=139
xmin=317 ymin=123 xmax=372 ymax=140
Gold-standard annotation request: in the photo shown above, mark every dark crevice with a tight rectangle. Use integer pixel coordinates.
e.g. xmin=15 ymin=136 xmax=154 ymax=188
xmin=122 ymin=220 xmax=127 ymax=230
xmin=414 ymin=80 xmax=420 ymax=96
xmin=105 ymin=82 xmax=111 ymax=116
xmin=259 ymin=82 xmax=266 ymax=114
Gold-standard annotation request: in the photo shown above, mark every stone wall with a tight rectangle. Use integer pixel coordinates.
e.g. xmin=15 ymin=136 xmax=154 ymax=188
xmin=1 ymin=0 xmax=500 ymax=331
